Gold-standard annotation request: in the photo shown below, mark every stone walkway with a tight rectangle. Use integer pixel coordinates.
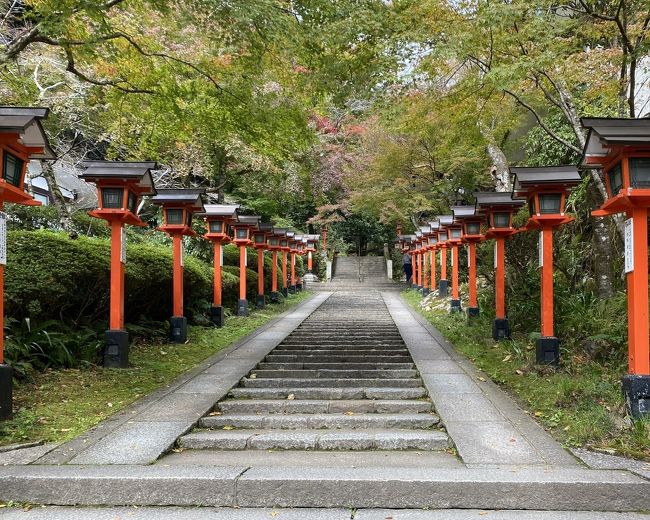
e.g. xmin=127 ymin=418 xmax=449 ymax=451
xmin=0 ymin=287 xmax=648 ymax=515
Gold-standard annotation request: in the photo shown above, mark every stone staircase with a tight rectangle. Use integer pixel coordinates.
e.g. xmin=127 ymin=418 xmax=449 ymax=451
xmin=179 ymin=292 xmax=448 ymax=452
xmin=312 ymin=256 xmax=402 ymax=291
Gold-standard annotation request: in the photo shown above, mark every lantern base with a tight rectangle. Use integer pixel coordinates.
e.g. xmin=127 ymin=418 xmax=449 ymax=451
xmin=536 ymin=336 xmax=560 ymax=366
xmin=622 ymin=375 xmax=650 ymax=420
xmin=238 ymin=299 xmax=249 ymax=317
xmin=450 ymin=299 xmax=462 ymax=313
xmin=492 ymin=319 xmax=511 ymax=341
xmin=104 ymin=330 xmax=130 ymax=368
xmin=0 ymin=364 xmax=12 ymax=420
xmin=297 ymin=283 xmax=303 ymax=292
xmin=256 ymin=295 xmax=265 ymax=308
xmin=282 ymin=287 xmax=288 ymax=298
xmin=169 ymin=316 xmax=187 ymax=344
xmin=289 ymin=285 xmax=296 ymax=294
xmin=422 ymin=287 xmax=430 ymax=297
xmin=467 ymin=307 xmax=480 ymax=318
xmin=210 ymin=306 xmax=225 ymax=328
xmin=271 ymin=291 xmax=280 ymax=303
xmin=438 ymin=280 xmax=448 ymax=297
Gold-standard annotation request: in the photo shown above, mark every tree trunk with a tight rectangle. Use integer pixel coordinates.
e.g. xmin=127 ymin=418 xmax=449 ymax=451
xmin=486 ymin=142 xmax=510 ymax=192
xmin=41 ymin=160 xmax=77 ymax=238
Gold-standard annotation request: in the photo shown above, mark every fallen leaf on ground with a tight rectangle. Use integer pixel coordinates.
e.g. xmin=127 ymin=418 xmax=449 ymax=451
xmin=222 ymin=425 xmax=234 ymax=430
xmin=250 ymin=374 xmax=257 ymax=379
xmin=502 ymin=354 xmax=512 ymax=362
xmin=287 ymin=394 xmax=295 ymax=400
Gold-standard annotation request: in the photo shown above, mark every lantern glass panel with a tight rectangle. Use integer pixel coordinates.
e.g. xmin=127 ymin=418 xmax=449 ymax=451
xmin=102 ymin=188 xmax=124 ymax=209
xmin=186 ymin=211 xmax=192 ymax=226
xmin=127 ymin=191 xmax=137 ymax=214
xmin=539 ymin=193 xmax=562 ymax=214
xmin=166 ymin=208 xmax=183 ymax=225
xmin=493 ymin=212 xmax=510 ymax=228
xmin=254 ymin=233 xmax=265 ymax=244
xmin=280 ymin=239 xmax=288 ymax=247
xmin=439 ymin=232 xmax=448 ymax=241
xmin=607 ymin=162 xmax=623 ymax=195
xmin=209 ymin=221 xmax=223 ymax=233
xmin=268 ymin=237 xmax=279 ymax=247
xmin=629 ymin=158 xmax=650 ymax=189
xmin=466 ymin=222 xmax=481 ymax=235
xmin=2 ymin=152 xmax=23 ymax=187
xmin=451 ymin=229 xmax=461 ymax=239
xmin=236 ymin=228 xmax=248 ymax=240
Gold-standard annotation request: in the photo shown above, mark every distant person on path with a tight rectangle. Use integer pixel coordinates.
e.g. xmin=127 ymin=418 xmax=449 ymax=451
xmin=403 ymin=252 xmax=412 ymax=284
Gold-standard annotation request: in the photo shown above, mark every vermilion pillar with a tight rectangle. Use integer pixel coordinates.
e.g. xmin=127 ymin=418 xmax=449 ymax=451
xmin=212 ymin=240 xmax=224 ymax=325
xmin=417 ymin=251 xmax=423 ymax=289
xmin=467 ymin=242 xmax=478 ymax=316
xmin=282 ymin=251 xmax=288 ymax=297
xmin=495 ymin=237 xmax=506 ymax=323
xmin=172 ymin=234 xmax=184 ymax=318
xmin=290 ymin=252 xmax=296 ymax=293
xmin=628 ymin=207 xmax=649 ymax=375
xmin=308 ymin=251 xmax=313 ymax=273
xmin=450 ymin=245 xmax=461 ymax=311
xmin=540 ymin=227 xmax=554 ymax=338
xmin=257 ymin=248 xmax=265 ymax=308
xmin=439 ymin=246 xmax=448 ymax=296
xmin=429 ymin=249 xmax=436 ymax=293
xmin=238 ymin=244 xmax=248 ymax=315
xmin=271 ymin=250 xmax=279 ymax=302
xmin=109 ymin=219 xmax=125 ymax=331
xmin=410 ymin=251 xmax=417 ymax=287
xmin=422 ymin=250 xmax=430 ymax=296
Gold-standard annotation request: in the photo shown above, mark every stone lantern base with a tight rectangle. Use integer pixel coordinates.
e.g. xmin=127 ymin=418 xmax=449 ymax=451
xmin=104 ymin=330 xmax=130 ymax=368
xmin=0 ymin=364 xmax=12 ymax=420
xmin=211 ymin=306 xmax=225 ymax=328
xmin=622 ymin=375 xmax=650 ymax=420
xmin=536 ymin=336 xmax=560 ymax=366
xmin=169 ymin=316 xmax=188 ymax=344
xmin=238 ymin=299 xmax=249 ymax=317
xmin=492 ymin=318 xmax=510 ymax=341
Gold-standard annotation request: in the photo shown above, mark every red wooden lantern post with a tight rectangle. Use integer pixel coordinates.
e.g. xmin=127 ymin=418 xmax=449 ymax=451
xmin=428 ymin=221 xmax=440 ymax=294
xmin=581 ymin=118 xmax=650 ymax=418
xmin=437 ymin=217 xmax=451 ymax=296
xmin=409 ymin=239 xmax=417 ymax=287
xmin=253 ymin=223 xmax=273 ymax=308
xmin=297 ymin=237 xmax=306 ymax=291
xmin=202 ymin=204 xmax=239 ymax=327
xmin=232 ymin=215 xmax=261 ymax=316
xmin=452 ymin=206 xmax=485 ymax=318
xmin=0 ymin=107 xmax=55 ymax=419
xmin=415 ymin=233 xmax=424 ymax=291
xmin=151 ymin=189 xmax=205 ymax=343
xmin=289 ymin=234 xmax=302 ymax=294
xmin=442 ymin=215 xmax=463 ymax=313
xmin=80 ymin=161 xmax=156 ymax=369
xmin=475 ymin=192 xmax=524 ymax=340
xmin=268 ymin=228 xmax=286 ymax=302
xmin=511 ymin=166 xmax=581 ymax=365
xmin=302 ymin=234 xmax=320 ymax=288
xmin=419 ymin=226 xmax=432 ymax=296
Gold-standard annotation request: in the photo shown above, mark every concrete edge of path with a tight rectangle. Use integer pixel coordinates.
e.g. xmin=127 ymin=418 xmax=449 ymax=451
xmin=32 ymin=292 xmax=332 ymax=466
xmin=381 ymin=291 xmax=580 ymax=468
xmin=0 ymin=464 xmax=648 ymax=511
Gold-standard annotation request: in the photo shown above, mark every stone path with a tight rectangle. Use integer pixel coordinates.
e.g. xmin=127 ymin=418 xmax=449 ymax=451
xmin=179 ymin=291 xmax=449 ymax=452
xmin=0 ymin=284 xmax=648 ymax=515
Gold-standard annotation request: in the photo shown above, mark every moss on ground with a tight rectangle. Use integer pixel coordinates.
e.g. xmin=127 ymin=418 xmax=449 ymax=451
xmin=402 ymin=289 xmax=650 ymax=460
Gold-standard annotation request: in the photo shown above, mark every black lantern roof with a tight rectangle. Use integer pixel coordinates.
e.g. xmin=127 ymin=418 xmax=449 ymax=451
xmin=451 ymin=205 xmax=475 ymax=219
xmin=474 ymin=191 xmax=524 ymax=210
xmin=419 ymin=225 xmax=431 ymax=235
xmin=428 ymin=220 xmax=440 ymax=230
xmin=258 ymin=222 xmax=274 ymax=233
xmin=438 ymin=215 xmax=454 ymax=227
xmin=80 ymin=161 xmax=157 ymax=194
xmin=415 ymin=230 xmax=422 ymax=238
xmin=511 ymin=166 xmax=581 ymax=198
xmin=0 ymin=106 xmax=55 ymax=159
xmin=273 ymin=227 xmax=288 ymax=236
xmin=201 ymin=204 xmax=239 ymax=219
xmin=581 ymin=118 xmax=650 ymax=168
xmin=151 ymin=188 xmax=205 ymax=212
xmin=286 ymin=230 xmax=296 ymax=238
xmin=237 ymin=215 xmax=261 ymax=227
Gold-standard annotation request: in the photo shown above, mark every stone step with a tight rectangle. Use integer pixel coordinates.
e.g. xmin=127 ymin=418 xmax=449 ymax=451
xmin=1 ymin=466 xmax=646 ymax=510
xmin=180 ymin=429 xmax=449 ymax=451
xmin=276 ymin=344 xmax=406 ymax=350
xmin=228 ymin=387 xmax=428 ymax=400
xmin=217 ymin=399 xmax=432 ymax=414
xmin=248 ymin=369 xmax=418 ymax=379
xmin=258 ymin=363 xmax=415 ymax=370
xmin=265 ymin=354 xmax=411 ymax=362
xmin=240 ymin=378 xmax=423 ymax=388
xmin=281 ymin=336 xmax=403 ymax=342
xmin=200 ymin=413 xmax=439 ymax=430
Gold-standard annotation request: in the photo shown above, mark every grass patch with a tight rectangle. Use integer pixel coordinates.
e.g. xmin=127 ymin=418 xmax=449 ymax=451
xmin=402 ymin=289 xmax=650 ymax=460
xmin=0 ymin=291 xmax=313 ymax=447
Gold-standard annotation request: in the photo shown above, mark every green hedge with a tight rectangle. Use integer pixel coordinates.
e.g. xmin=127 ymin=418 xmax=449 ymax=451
xmin=5 ymin=231 xmax=289 ymax=325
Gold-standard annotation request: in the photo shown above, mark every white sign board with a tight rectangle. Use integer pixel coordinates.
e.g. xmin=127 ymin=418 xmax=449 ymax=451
xmin=538 ymin=233 xmax=543 ymax=268
xmin=0 ymin=212 xmax=7 ymax=266
xmin=467 ymin=246 xmax=470 ymax=268
xmin=220 ymin=246 xmax=224 ymax=267
xmin=120 ymin=227 xmax=126 ymax=264
xmin=625 ymin=218 xmax=634 ymax=274
xmin=493 ymin=242 xmax=497 ymax=269
xmin=180 ymin=240 xmax=184 ymax=267
xmin=244 ymin=248 xmax=247 ymax=267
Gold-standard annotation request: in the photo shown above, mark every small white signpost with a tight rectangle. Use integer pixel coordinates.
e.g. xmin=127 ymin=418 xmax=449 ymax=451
xmin=624 ymin=218 xmax=634 ymax=274
xmin=538 ymin=233 xmax=543 ymax=268
xmin=120 ymin=227 xmax=126 ymax=264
